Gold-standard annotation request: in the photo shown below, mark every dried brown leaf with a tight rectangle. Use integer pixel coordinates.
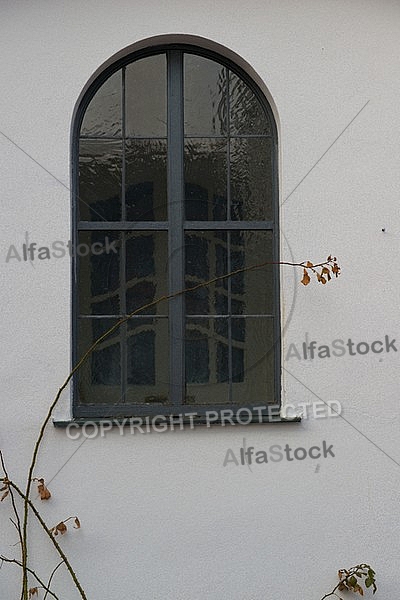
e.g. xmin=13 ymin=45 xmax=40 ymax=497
xmin=332 ymin=263 xmax=341 ymax=277
xmin=56 ymin=521 xmax=67 ymax=535
xmin=301 ymin=269 xmax=311 ymax=286
xmin=74 ymin=517 xmax=81 ymax=529
xmin=1 ymin=489 xmax=9 ymax=502
xmin=37 ymin=480 xmax=51 ymax=500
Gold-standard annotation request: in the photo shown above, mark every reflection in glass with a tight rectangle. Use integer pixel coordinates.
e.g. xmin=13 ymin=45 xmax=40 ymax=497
xmin=186 ymin=328 xmax=210 ymax=383
xmin=125 ymin=54 xmax=167 ymax=137
xmin=126 ymin=232 xmax=168 ymax=316
xmin=229 ymin=72 xmax=270 ymax=135
xmin=230 ymin=231 xmax=273 ymax=314
xmin=185 ymin=231 xmax=228 ymax=315
xmin=185 ymin=138 xmax=227 ymax=220
xmin=125 ymin=140 xmax=167 ymax=220
xmin=77 ymin=318 xmax=121 ymax=404
xmin=230 ymin=138 xmax=272 ymax=220
xmin=217 ymin=341 xmax=244 ymax=384
xmin=184 ymin=54 xmax=227 ymax=135
xmin=231 ymin=318 xmax=275 ymax=404
xmin=125 ymin=318 xmax=169 ymax=404
xmin=79 ymin=140 xmax=122 ymax=221
xmin=80 ymin=70 xmax=122 ymax=137
xmin=127 ymin=328 xmax=155 ymax=385
xmin=78 ymin=231 xmax=121 ymax=316
xmin=185 ymin=316 xmax=269 ymax=401
xmin=185 ymin=318 xmax=229 ymax=404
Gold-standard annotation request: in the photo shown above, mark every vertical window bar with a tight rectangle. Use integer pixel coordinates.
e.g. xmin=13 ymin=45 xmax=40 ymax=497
xmin=168 ymin=50 xmax=185 ymax=405
xmin=226 ymin=68 xmax=231 ymax=220
xmin=226 ymin=69 xmax=233 ymax=400
xmin=120 ymin=68 xmax=127 ymax=402
xmin=122 ymin=67 xmax=126 ymax=222
xmin=120 ymin=233 xmax=127 ymax=402
xmin=227 ymin=231 xmax=233 ymax=401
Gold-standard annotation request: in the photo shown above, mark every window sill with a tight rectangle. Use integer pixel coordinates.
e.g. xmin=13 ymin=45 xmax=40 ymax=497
xmin=53 ymin=415 xmax=301 ymax=428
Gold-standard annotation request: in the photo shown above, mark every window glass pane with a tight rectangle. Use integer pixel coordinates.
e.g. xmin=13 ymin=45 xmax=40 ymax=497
xmin=79 ymin=140 xmax=122 ymax=221
xmin=80 ymin=70 xmax=122 ymax=137
xmin=230 ymin=231 xmax=273 ymax=315
xmin=184 ymin=139 xmax=227 ymax=220
xmin=125 ymin=318 xmax=169 ymax=404
xmin=216 ymin=341 xmax=244 ymax=384
xmin=77 ymin=317 xmax=121 ymax=405
xmin=184 ymin=231 xmax=272 ymax=316
xmin=185 ymin=318 xmax=229 ymax=404
xmin=126 ymin=232 xmax=168 ymax=316
xmin=229 ymin=72 xmax=270 ymax=135
xmin=186 ymin=329 xmax=210 ymax=384
xmin=184 ymin=54 xmax=227 ymax=136
xmin=185 ymin=231 xmax=227 ymax=315
xmin=212 ymin=231 xmax=273 ymax=315
xmin=78 ymin=231 xmax=121 ymax=316
xmin=231 ymin=318 xmax=275 ymax=404
xmin=230 ymin=137 xmax=273 ymax=220
xmin=125 ymin=54 xmax=167 ymax=137
xmin=127 ymin=329 xmax=155 ymax=385
xmin=125 ymin=139 xmax=167 ymax=220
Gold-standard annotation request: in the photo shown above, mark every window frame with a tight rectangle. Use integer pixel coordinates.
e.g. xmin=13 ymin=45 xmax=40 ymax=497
xmin=71 ymin=43 xmax=281 ymax=422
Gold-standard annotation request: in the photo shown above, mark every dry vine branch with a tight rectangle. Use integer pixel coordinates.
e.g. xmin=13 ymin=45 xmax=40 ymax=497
xmin=0 ymin=556 xmax=60 ymax=600
xmin=7 ymin=480 xmax=87 ymax=600
xmin=43 ymin=562 xmax=64 ymax=600
xmin=1 ymin=255 xmax=340 ymax=600
xmin=320 ymin=564 xmax=377 ymax=599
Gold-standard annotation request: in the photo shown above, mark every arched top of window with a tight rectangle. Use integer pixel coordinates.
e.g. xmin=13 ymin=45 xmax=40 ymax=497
xmin=76 ymin=45 xmax=276 ymax=137
xmin=73 ymin=45 xmax=280 ymax=421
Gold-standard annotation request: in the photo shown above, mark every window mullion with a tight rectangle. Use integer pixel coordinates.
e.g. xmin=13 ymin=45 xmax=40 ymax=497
xmin=168 ymin=50 xmax=185 ymax=406
xmin=120 ymin=67 xmax=127 ymax=402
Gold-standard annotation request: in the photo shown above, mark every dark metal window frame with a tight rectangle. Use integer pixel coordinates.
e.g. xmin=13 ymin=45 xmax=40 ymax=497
xmin=71 ymin=44 xmax=281 ymax=422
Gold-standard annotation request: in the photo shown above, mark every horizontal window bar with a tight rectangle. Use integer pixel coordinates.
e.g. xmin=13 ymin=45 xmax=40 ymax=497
xmin=184 ymin=221 xmax=274 ymax=230
xmin=183 ymin=134 xmax=272 ymax=139
xmin=79 ymin=314 xmax=168 ymax=319
xmin=79 ymin=135 xmax=168 ymax=141
xmin=185 ymin=314 xmax=274 ymax=318
xmin=78 ymin=221 xmax=169 ymax=230
xmin=78 ymin=221 xmax=274 ymax=230
xmin=80 ymin=134 xmax=272 ymax=141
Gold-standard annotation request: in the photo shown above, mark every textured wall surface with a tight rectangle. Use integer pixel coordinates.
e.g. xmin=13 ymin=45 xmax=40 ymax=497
xmin=1 ymin=1 xmax=399 ymax=598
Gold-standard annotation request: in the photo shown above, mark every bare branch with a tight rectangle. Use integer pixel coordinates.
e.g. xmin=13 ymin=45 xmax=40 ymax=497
xmin=0 ymin=555 xmax=60 ymax=600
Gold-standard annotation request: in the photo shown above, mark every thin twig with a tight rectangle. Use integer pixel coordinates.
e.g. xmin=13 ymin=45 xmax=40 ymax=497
xmin=320 ymin=591 xmax=341 ymax=600
xmin=0 ymin=452 xmax=23 ymax=548
xmin=43 ymin=561 xmax=64 ymax=600
xmin=0 ymin=450 xmax=24 ymax=600
xmin=0 ymin=556 xmax=60 ymax=600
xmin=9 ymin=481 xmax=87 ymax=600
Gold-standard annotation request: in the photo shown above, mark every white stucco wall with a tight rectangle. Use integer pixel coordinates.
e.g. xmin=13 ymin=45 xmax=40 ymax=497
xmin=1 ymin=1 xmax=399 ymax=598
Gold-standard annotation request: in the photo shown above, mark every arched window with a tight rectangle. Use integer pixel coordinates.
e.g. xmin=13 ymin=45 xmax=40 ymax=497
xmin=72 ymin=45 xmax=280 ymax=422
